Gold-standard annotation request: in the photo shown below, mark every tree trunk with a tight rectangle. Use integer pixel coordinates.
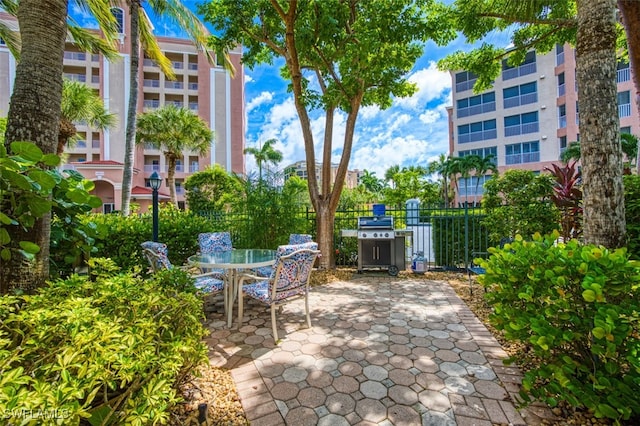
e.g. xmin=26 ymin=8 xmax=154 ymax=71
xmin=576 ymin=0 xmax=626 ymax=248
xmin=0 ymin=0 xmax=68 ymax=294
xmin=167 ymin=155 xmax=178 ymax=207
xmin=618 ymin=0 xmax=640 ymax=174
xmin=315 ymin=202 xmax=335 ymax=269
xmin=121 ymin=1 xmax=141 ymax=216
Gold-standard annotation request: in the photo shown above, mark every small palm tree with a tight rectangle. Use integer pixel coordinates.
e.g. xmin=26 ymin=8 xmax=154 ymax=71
xmin=58 ymin=79 xmax=117 ymax=156
xmin=384 ymin=165 xmax=401 ymax=189
xmin=136 ymin=105 xmax=214 ymax=206
xmin=244 ymin=138 xmax=283 ymax=181
xmin=472 ymin=154 xmax=498 ymax=197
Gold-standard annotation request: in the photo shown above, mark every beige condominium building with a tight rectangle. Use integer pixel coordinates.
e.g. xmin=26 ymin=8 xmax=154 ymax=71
xmin=284 ymin=161 xmax=362 ymax=190
xmin=0 ymin=6 xmax=245 ymax=212
xmin=447 ymin=44 xmax=638 ymax=206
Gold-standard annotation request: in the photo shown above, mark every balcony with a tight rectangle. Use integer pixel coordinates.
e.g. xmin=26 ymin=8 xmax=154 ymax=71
xmin=64 ymin=73 xmax=86 ymax=82
xmin=143 ymin=79 xmax=160 ymax=88
xmin=556 ymin=51 xmax=565 ymax=66
xmin=458 ymin=129 xmax=497 ymax=144
xmin=503 ymin=93 xmax=537 ymax=109
xmin=143 ymin=100 xmax=160 ymax=109
xmin=506 ymin=151 xmax=540 ymax=165
xmin=91 ymin=75 xmax=100 ymax=84
xmin=165 ymin=81 xmax=184 ymax=90
xmin=64 ymin=51 xmax=87 ymax=61
xmin=457 ymin=102 xmax=496 ymax=118
xmin=92 ymin=139 xmax=100 ymax=148
xmin=558 ymin=83 xmax=565 ymax=97
xmin=144 ymin=164 xmax=161 ymax=173
xmin=189 ymin=163 xmax=199 ymax=173
xmin=502 ymin=62 xmax=537 ymax=81
xmin=172 ymin=61 xmax=184 ymax=70
xmin=504 ymin=122 xmax=539 ymax=137
xmin=168 ymin=100 xmax=184 ymax=108
xmin=455 ymin=79 xmax=477 ymax=93
xmin=143 ymin=59 xmax=157 ymax=67
xmin=617 ymin=67 xmax=630 ymax=83
xmin=559 ymin=116 xmax=567 ymax=128
xmin=188 ymin=83 xmax=198 ymax=90
xmin=167 ymin=164 xmax=185 ymax=172
xmin=188 ymin=63 xmax=198 ymax=70
xmin=188 ymin=102 xmax=199 ymax=111
xmin=619 ymin=103 xmax=631 ymax=118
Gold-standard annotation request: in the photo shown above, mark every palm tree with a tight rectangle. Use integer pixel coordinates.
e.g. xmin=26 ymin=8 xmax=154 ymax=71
xmin=136 ymin=105 xmax=214 ymax=206
xmin=428 ymin=154 xmax=453 ymax=208
xmin=560 ymin=141 xmax=581 ymax=163
xmin=120 ymin=1 xmax=235 ymax=217
xmin=384 ymin=165 xmax=401 ymax=189
xmin=243 ymin=138 xmax=283 ymax=181
xmin=358 ymin=169 xmax=384 ymax=194
xmin=58 ymin=79 xmax=117 ymax=156
xmin=472 ymin=154 xmax=498 ymax=198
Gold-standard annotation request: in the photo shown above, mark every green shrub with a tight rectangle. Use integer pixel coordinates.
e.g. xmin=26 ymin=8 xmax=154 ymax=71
xmin=0 ymin=258 xmax=208 ymax=425
xmin=624 ymin=174 xmax=640 ymax=259
xmin=479 ymin=233 xmax=640 ymax=422
xmin=432 ymin=212 xmax=488 ymax=267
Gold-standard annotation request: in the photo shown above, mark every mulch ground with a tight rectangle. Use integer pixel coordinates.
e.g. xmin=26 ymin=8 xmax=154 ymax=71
xmin=169 ymin=268 xmax=613 ymax=425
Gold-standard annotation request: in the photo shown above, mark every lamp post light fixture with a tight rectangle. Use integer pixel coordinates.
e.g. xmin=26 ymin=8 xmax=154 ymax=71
xmin=149 ymin=171 xmax=162 ymax=242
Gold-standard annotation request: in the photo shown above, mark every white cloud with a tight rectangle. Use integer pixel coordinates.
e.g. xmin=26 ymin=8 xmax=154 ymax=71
xmin=246 ymin=91 xmax=274 ymax=113
xmin=244 ymin=75 xmax=254 ymax=84
xmin=394 ymin=61 xmax=451 ymax=109
xmin=419 ymin=109 xmax=442 ymax=125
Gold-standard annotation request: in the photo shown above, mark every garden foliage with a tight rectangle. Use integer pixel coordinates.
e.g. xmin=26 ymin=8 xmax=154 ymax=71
xmin=0 ymin=258 xmax=208 ymax=425
xmin=623 ymin=174 xmax=640 ymax=259
xmin=479 ymin=233 xmax=640 ymax=422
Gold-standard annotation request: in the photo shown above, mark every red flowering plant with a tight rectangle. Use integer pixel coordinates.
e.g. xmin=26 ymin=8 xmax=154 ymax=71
xmin=544 ymin=160 xmax=582 ymax=241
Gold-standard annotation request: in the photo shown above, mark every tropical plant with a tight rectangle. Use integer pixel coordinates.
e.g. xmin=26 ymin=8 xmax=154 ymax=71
xmin=471 ymin=154 xmax=498 ymax=196
xmin=482 ymin=169 xmax=558 ymax=243
xmin=184 ymin=165 xmax=243 ymax=213
xmin=437 ymin=0 xmax=626 ymax=248
xmin=136 ymin=105 xmax=214 ymax=206
xmin=384 ymin=164 xmax=401 ymax=189
xmin=545 ymin=160 xmax=583 ymax=241
xmin=202 ymin=0 xmax=456 ymax=268
xmin=427 ymin=154 xmax=453 ymax=207
xmin=58 ymin=79 xmax=116 ymax=156
xmin=561 ymin=133 xmax=638 ymax=168
xmin=560 ymin=141 xmax=581 ymax=163
xmin=243 ymin=138 xmax=283 ymax=181
xmin=359 ymin=169 xmax=385 ymax=195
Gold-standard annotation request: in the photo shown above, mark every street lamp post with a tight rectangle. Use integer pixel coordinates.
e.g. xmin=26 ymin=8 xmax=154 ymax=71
xmin=149 ymin=172 xmax=162 ymax=242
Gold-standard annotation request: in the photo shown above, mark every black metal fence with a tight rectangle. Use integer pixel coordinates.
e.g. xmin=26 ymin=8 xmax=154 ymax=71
xmin=200 ymin=204 xmax=491 ymax=271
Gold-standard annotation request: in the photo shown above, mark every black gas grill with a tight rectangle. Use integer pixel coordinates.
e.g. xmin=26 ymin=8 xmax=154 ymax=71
xmin=357 ymin=216 xmax=400 ymax=276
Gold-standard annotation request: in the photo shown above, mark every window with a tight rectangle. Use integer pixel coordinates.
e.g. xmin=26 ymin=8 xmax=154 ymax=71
xmin=558 ymin=72 xmax=565 ymax=96
xmin=556 ymin=43 xmax=565 ymax=65
xmin=559 ymin=135 xmax=567 ymax=154
xmin=618 ymin=91 xmax=631 ymax=118
xmin=456 ymin=92 xmax=496 ymax=117
xmin=459 ymin=146 xmax=498 ymax=164
xmin=506 ymin=141 xmax=540 ymax=165
xmin=617 ymin=61 xmax=630 ymax=83
xmin=455 ymin=71 xmax=478 ymax=92
xmin=458 ymin=119 xmax=497 ymax=143
xmin=103 ymin=203 xmax=115 ymax=214
xmin=502 ymin=51 xmax=537 ymax=80
xmin=503 ymin=82 xmax=537 ymax=108
xmin=175 ymin=159 xmax=184 ymax=172
xmin=111 ymin=8 xmax=124 ymax=34
xmin=558 ymin=104 xmax=567 ymax=128
xmin=459 ymin=175 xmax=492 ymax=197
xmin=621 ymin=126 xmax=631 ymax=134
xmin=504 ymin=111 xmax=539 ymax=137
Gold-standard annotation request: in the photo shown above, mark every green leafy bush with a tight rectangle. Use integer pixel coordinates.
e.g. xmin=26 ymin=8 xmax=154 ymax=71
xmin=623 ymin=174 xmax=640 ymax=259
xmin=432 ymin=212 xmax=488 ymax=267
xmin=479 ymin=233 xmax=640 ymax=422
xmin=0 ymin=258 xmax=208 ymax=425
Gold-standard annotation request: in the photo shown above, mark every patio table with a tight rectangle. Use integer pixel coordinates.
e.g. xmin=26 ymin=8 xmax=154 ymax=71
xmin=188 ymin=249 xmax=276 ymax=327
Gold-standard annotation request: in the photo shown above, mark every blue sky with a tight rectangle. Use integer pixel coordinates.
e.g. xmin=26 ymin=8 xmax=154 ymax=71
xmin=72 ymin=2 xmax=511 ymax=179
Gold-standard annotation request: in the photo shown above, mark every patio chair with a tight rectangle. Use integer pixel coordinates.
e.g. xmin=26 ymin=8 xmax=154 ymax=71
xmin=252 ymin=234 xmax=314 ymax=277
xmin=141 ymin=241 xmax=224 ymax=295
xmin=197 ymin=232 xmax=233 ymax=276
xmin=236 ymin=242 xmax=320 ymax=342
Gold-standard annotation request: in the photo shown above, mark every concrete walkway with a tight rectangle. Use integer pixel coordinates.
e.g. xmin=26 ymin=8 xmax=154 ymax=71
xmin=204 ymin=274 xmax=556 ymax=425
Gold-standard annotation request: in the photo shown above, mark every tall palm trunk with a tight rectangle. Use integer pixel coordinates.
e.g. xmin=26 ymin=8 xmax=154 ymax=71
xmin=576 ymin=0 xmax=626 ymax=248
xmin=0 ymin=0 xmax=68 ymax=293
xmin=121 ymin=0 xmax=141 ymax=216
xmin=618 ymin=0 xmax=640 ymax=175
xmin=167 ymin=155 xmax=178 ymax=207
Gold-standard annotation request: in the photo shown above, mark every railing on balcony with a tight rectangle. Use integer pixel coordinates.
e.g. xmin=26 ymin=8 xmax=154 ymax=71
xmin=165 ymin=81 xmax=184 ymax=89
xmin=189 ymin=164 xmax=199 ymax=173
xmin=64 ymin=51 xmax=86 ymax=61
xmin=502 ymin=62 xmax=537 ymax=80
xmin=168 ymin=101 xmax=184 ymax=107
xmin=619 ymin=103 xmax=631 ymax=118
xmin=504 ymin=122 xmax=539 ymax=137
xmin=91 ymin=75 xmax=100 ymax=84
xmin=91 ymin=54 xmax=99 ymax=62
xmin=188 ymin=83 xmax=198 ymax=90
xmin=556 ymin=51 xmax=565 ymax=66
xmin=617 ymin=67 xmax=630 ymax=83
xmin=143 ymin=79 xmax=160 ymax=88
xmin=143 ymin=100 xmax=160 ymax=109
xmin=458 ymin=129 xmax=497 ymax=144
xmin=188 ymin=102 xmax=199 ymax=111
xmin=172 ymin=61 xmax=184 ymax=69
xmin=506 ymin=151 xmax=540 ymax=165
xmin=167 ymin=164 xmax=185 ymax=172
xmin=558 ymin=83 xmax=565 ymax=97
xmin=143 ymin=59 xmax=157 ymax=67
xmin=143 ymin=164 xmax=161 ymax=173
xmin=76 ymin=140 xmax=87 ymax=148
xmin=92 ymin=139 xmax=100 ymax=148
xmin=457 ymin=102 xmax=496 ymax=118
xmin=455 ymin=79 xmax=477 ymax=93
xmin=188 ymin=63 xmax=198 ymax=70
xmin=503 ymin=93 xmax=537 ymax=109
xmin=64 ymin=73 xmax=86 ymax=82
xmin=559 ymin=116 xmax=567 ymax=128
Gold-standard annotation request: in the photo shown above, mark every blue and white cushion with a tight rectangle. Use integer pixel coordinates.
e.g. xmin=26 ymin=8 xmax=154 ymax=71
xmin=197 ymin=232 xmax=232 ymax=276
xmin=194 ymin=275 xmax=225 ymax=293
xmin=141 ymin=241 xmax=173 ymax=270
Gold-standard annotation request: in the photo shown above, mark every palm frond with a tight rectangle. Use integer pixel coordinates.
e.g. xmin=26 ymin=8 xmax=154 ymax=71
xmin=138 ymin=12 xmax=175 ymax=79
xmin=66 ymin=25 xmax=120 ymax=61
xmin=0 ymin=20 xmax=21 ymax=60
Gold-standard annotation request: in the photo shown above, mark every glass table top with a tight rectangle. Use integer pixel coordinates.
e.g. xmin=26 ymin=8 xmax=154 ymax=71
xmin=188 ymin=249 xmax=276 ymax=269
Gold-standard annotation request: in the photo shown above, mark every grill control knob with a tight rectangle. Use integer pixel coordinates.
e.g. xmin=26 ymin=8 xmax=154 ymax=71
xmin=384 ymin=232 xmax=389 ymax=238
xmin=373 ymin=232 xmax=378 ymax=238
xmin=362 ymin=232 xmax=367 ymax=238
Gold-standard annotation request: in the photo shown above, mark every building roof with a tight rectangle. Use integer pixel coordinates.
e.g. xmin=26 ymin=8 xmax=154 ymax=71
xmin=73 ymin=160 xmax=124 ymax=166
xmin=131 ymin=186 xmax=170 ymax=199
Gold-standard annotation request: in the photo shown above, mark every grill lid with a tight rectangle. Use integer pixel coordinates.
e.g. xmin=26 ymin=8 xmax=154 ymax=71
xmin=358 ymin=216 xmax=394 ymax=229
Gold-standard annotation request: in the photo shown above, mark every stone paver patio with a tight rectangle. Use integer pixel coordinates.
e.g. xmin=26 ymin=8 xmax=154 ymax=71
xmin=204 ymin=274 xmax=556 ymax=425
